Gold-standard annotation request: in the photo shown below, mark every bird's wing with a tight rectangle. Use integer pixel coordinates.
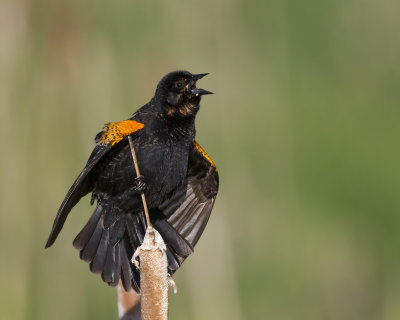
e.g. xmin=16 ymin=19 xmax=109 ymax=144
xmin=45 ymin=120 xmax=145 ymax=248
xmin=157 ymin=141 xmax=219 ymax=268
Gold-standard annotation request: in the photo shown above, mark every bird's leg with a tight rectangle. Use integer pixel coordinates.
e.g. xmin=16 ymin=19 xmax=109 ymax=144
xmin=130 ymin=175 xmax=147 ymax=193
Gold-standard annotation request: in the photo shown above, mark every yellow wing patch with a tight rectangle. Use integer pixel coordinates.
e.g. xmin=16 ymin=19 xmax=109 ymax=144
xmin=193 ymin=141 xmax=217 ymax=171
xmin=96 ymin=120 xmax=145 ymax=145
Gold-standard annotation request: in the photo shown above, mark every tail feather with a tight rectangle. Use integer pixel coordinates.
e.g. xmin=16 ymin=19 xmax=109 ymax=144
xmin=122 ymin=237 xmax=140 ymax=293
xmin=101 ymin=245 xmax=116 ymax=283
xmin=120 ymin=240 xmax=134 ymax=292
xmin=73 ymin=204 xmax=142 ymax=292
xmin=165 ymin=248 xmax=182 ymax=271
xmin=125 ymin=213 xmax=145 ymax=249
xmin=90 ymin=230 xmax=109 ymax=274
xmin=109 ymin=243 xmax=121 ymax=287
xmin=80 ymin=218 xmax=103 ymax=263
xmin=73 ymin=204 xmax=103 ymax=251
xmin=109 ymin=215 xmax=126 ymax=246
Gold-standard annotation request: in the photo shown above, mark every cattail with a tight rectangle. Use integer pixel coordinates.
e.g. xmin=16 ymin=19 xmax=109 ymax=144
xmin=133 ymin=227 xmax=169 ymax=320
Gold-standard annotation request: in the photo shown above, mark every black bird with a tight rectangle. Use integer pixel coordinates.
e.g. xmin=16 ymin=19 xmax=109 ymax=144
xmin=45 ymin=71 xmax=219 ymax=292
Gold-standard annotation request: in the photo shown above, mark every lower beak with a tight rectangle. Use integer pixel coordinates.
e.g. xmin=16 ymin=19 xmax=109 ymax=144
xmin=191 ymin=88 xmax=214 ymax=96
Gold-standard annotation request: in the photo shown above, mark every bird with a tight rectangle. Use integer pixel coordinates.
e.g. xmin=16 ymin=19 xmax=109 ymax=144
xmin=45 ymin=70 xmax=219 ymax=292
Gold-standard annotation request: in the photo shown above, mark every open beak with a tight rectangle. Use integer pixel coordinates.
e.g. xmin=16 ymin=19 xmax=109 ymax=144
xmin=191 ymin=73 xmax=213 ymax=96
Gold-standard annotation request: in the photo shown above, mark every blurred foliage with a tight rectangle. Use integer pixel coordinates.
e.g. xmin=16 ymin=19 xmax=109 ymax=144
xmin=1 ymin=0 xmax=399 ymax=319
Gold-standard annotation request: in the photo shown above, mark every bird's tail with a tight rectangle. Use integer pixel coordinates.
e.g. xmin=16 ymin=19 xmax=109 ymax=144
xmin=73 ymin=204 xmax=142 ymax=291
xmin=72 ymin=204 xmax=194 ymax=292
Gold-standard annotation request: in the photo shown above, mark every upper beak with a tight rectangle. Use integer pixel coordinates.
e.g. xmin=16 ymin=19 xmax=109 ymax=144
xmin=191 ymin=73 xmax=213 ymax=96
xmin=192 ymin=73 xmax=209 ymax=82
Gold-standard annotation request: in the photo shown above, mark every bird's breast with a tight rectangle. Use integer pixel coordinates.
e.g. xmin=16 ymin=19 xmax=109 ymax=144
xmin=137 ymin=141 xmax=189 ymax=200
xmin=93 ymin=138 xmax=190 ymax=210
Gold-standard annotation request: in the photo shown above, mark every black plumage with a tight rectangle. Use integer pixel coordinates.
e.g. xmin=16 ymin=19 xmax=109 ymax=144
xmin=45 ymin=71 xmax=219 ymax=292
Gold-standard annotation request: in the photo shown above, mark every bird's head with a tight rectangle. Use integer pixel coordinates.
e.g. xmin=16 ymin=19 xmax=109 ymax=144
xmin=155 ymin=70 xmax=213 ymax=118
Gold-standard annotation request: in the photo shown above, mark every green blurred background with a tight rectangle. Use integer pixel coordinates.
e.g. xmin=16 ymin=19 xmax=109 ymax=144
xmin=1 ymin=0 xmax=399 ymax=319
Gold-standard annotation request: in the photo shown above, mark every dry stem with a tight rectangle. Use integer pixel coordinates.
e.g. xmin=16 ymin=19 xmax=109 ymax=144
xmin=128 ymin=136 xmax=152 ymax=229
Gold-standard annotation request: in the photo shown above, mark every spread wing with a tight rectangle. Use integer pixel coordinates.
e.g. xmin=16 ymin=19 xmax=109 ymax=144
xmin=157 ymin=141 xmax=219 ymax=269
xmin=45 ymin=120 xmax=144 ymax=248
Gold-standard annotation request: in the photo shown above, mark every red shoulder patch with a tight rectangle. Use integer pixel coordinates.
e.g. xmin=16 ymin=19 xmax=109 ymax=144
xmin=193 ymin=141 xmax=217 ymax=171
xmin=96 ymin=120 xmax=145 ymax=146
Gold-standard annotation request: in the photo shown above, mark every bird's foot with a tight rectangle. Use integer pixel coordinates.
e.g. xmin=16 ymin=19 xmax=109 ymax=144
xmin=130 ymin=175 xmax=147 ymax=193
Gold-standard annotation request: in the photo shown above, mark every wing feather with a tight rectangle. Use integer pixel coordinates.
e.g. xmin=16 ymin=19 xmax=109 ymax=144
xmin=158 ymin=141 xmax=219 ymax=264
xmin=45 ymin=121 xmax=144 ymax=248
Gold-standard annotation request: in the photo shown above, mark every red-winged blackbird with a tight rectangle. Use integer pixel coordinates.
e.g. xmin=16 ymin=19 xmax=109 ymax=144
xmin=45 ymin=71 xmax=219 ymax=292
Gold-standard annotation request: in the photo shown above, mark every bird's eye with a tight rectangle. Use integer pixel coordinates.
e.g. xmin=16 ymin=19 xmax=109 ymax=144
xmin=175 ymin=81 xmax=183 ymax=89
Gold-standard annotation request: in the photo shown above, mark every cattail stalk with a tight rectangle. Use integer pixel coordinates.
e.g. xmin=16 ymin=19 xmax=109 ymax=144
xmin=133 ymin=227 xmax=169 ymax=320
